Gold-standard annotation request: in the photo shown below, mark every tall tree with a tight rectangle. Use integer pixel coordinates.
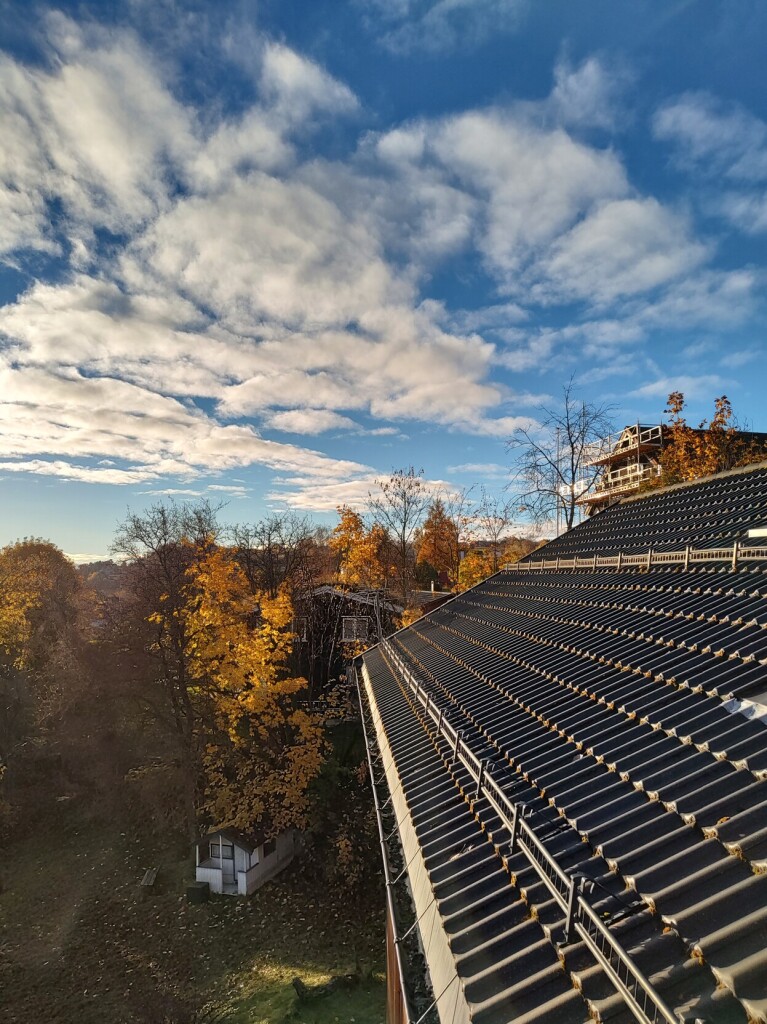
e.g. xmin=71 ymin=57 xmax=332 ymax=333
xmin=507 ymin=379 xmax=614 ymax=533
xmin=368 ymin=467 xmax=431 ymax=604
xmin=111 ymin=500 xmax=222 ymax=836
xmin=416 ymin=498 xmax=460 ymax=584
xmin=185 ymin=549 xmax=324 ymax=833
xmin=0 ymin=541 xmax=84 ymax=822
xmin=329 ymin=506 xmax=389 ymax=590
xmin=232 ymin=512 xmax=317 ymax=598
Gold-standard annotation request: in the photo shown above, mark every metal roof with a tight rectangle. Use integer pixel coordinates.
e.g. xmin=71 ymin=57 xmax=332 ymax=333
xmin=359 ymin=465 xmax=767 ymax=1024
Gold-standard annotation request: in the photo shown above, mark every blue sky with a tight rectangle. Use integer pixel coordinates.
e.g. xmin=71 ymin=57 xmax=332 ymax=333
xmin=2 ymin=0 xmax=767 ymax=559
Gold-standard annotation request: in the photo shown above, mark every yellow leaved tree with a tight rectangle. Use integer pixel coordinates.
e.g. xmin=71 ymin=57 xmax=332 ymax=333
xmin=329 ymin=506 xmax=389 ymax=589
xmin=0 ymin=541 xmax=84 ymax=832
xmin=455 ymin=549 xmax=495 ymax=593
xmin=184 ymin=548 xmax=325 ymax=835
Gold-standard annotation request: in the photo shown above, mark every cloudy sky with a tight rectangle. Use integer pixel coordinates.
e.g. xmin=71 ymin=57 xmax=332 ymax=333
xmin=2 ymin=0 xmax=767 ymax=559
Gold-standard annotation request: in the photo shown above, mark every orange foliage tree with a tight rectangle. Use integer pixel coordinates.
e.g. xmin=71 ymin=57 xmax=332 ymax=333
xmin=329 ymin=506 xmax=389 ymax=589
xmin=113 ymin=501 xmax=325 ymax=838
xmin=0 ymin=540 xmax=81 ymax=667
xmin=0 ymin=541 xmax=84 ymax=830
xmin=659 ymin=392 xmax=767 ymax=486
xmin=184 ymin=548 xmax=325 ymax=835
xmin=417 ymin=497 xmax=461 ymax=585
xmin=455 ymin=549 xmax=495 ymax=592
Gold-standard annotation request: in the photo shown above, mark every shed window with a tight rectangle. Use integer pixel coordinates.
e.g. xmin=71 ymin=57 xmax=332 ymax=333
xmin=342 ymin=616 xmax=370 ymax=642
xmin=293 ymin=616 xmax=308 ymax=642
xmin=210 ymin=841 xmax=234 ymax=860
xmin=262 ymin=838 xmax=276 ymax=857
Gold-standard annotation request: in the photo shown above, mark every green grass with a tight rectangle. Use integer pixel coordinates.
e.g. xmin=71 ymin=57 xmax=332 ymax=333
xmin=227 ymin=966 xmax=385 ymax=1024
xmin=0 ymin=806 xmax=385 ymax=1024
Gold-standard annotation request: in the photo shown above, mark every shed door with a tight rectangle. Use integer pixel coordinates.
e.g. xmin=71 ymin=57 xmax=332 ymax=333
xmin=220 ymin=841 xmax=235 ymax=881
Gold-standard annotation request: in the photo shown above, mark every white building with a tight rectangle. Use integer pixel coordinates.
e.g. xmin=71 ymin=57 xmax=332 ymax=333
xmin=194 ymin=828 xmax=297 ymax=896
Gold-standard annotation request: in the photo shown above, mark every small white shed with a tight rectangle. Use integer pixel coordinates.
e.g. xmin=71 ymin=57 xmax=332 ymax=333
xmin=194 ymin=828 xmax=297 ymax=896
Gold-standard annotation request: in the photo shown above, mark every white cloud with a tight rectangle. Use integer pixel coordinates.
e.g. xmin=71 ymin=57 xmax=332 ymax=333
xmin=66 ymin=551 xmax=114 ymax=564
xmin=426 ymin=110 xmax=629 ymax=285
xmin=448 ymin=462 xmax=507 ymax=477
xmin=653 ymin=92 xmax=767 ymax=234
xmin=269 ymin=470 xmax=447 ymax=513
xmin=207 ymin=484 xmax=252 ymax=493
xmin=721 ymin=348 xmax=761 ymax=369
xmin=370 ymin=86 xmax=721 ymax=309
xmin=718 ymin=192 xmax=767 ymax=235
xmin=357 ymin=0 xmax=526 ymax=55
xmin=630 ymin=269 xmax=761 ymax=329
xmin=0 ymin=19 xmax=754 ymax=506
xmin=535 ymin=198 xmax=707 ymax=304
xmin=0 ymin=359 xmax=373 ymax=487
xmin=0 ymin=16 xmax=195 ymax=257
xmin=265 ymin=409 xmax=359 ymax=434
xmin=629 ymin=374 xmax=728 ymax=402
xmin=260 ymin=42 xmax=358 ymax=123
xmin=654 ymin=92 xmax=767 ymax=181
xmin=550 ymin=56 xmax=631 ymax=131
xmin=446 ymin=302 xmax=529 ymax=333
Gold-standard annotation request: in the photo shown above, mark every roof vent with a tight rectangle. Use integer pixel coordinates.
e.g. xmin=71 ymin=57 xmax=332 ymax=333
xmin=747 ymin=526 xmax=767 ymax=538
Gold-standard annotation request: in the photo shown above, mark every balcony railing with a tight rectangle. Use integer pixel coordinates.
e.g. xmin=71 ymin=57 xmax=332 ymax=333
xmin=583 ymin=425 xmax=664 ymax=469
xmin=577 ymin=462 xmax=662 ymax=504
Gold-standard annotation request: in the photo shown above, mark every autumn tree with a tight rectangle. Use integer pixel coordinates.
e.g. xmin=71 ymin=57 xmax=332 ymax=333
xmin=507 ymin=379 xmax=614 ymax=533
xmin=0 ymin=540 xmax=82 ymax=668
xmin=416 ymin=488 xmax=474 ymax=586
xmin=329 ymin=506 xmax=389 ymax=589
xmin=502 ymin=535 xmax=539 ymax=564
xmin=455 ymin=549 xmax=495 ymax=592
xmin=0 ymin=541 xmax=84 ymax=826
xmin=417 ymin=498 xmax=459 ymax=584
xmin=111 ymin=500 xmax=222 ymax=835
xmin=184 ymin=549 xmax=324 ymax=834
xmin=369 ymin=467 xmax=431 ymax=604
xmin=657 ymin=392 xmax=767 ymax=486
xmin=110 ymin=499 xmax=327 ymax=838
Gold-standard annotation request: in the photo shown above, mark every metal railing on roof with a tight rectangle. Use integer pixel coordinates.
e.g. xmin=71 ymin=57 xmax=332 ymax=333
xmin=381 ymin=640 xmax=679 ymax=1024
xmin=505 ymin=541 xmax=767 ymax=572
xmin=354 ymin=664 xmax=417 ymax=1024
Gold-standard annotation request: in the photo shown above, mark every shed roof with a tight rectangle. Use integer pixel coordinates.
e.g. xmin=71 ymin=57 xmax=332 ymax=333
xmin=196 ymin=827 xmax=266 ymax=853
xmin=359 ymin=464 xmax=767 ymax=1024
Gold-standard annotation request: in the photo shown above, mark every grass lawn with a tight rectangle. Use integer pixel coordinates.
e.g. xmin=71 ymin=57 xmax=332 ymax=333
xmin=0 ymin=805 xmax=385 ymax=1023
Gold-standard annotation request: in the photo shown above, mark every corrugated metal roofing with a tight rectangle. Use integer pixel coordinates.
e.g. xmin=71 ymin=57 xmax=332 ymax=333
xmin=360 ymin=465 xmax=767 ymax=1024
xmin=530 ymin=459 xmax=767 ymax=559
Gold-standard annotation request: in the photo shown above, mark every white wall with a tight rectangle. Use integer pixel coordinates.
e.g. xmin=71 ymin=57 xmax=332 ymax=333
xmin=196 ymin=865 xmax=222 ymax=894
xmin=238 ymin=831 xmax=296 ymax=895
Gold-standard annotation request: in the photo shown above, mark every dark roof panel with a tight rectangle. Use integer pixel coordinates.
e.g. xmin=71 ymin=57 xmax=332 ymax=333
xmin=361 ymin=465 xmax=767 ymax=1024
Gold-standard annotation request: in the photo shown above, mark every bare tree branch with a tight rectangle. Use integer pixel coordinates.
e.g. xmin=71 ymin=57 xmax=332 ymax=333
xmin=506 ymin=378 xmax=614 ymax=533
xmin=368 ymin=467 xmax=432 ymax=605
